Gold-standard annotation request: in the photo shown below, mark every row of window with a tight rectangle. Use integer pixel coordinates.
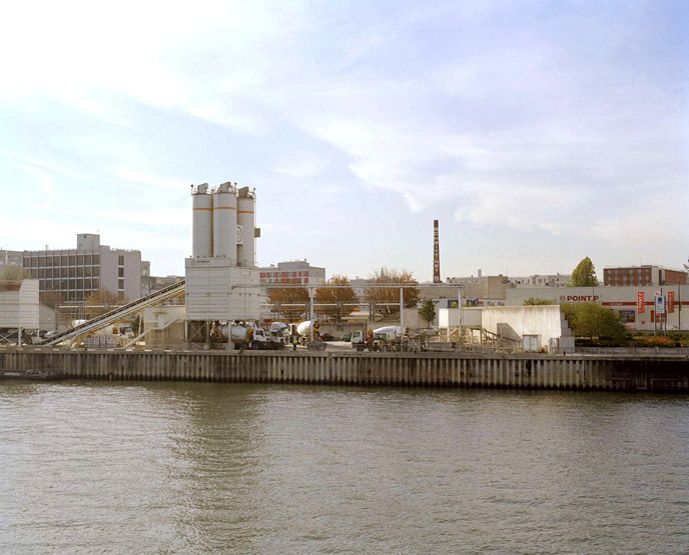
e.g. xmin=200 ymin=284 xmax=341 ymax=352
xmin=259 ymin=271 xmax=311 ymax=278
xmin=28 ymin=267 xmax=101 ymax=279
xmin=261 ymin=278 xmax=310 ymax=284
xmin=40 ymin=278 xmax=100 ymax=291
xmin=38 ymin=278 xmax=126 ymax=291
xmin=24 ymin=254 xmax=101 ymax=267
xmin=606 ymin=277 xmax=652 ymax=285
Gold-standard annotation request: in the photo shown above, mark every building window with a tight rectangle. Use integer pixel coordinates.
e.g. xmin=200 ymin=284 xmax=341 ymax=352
xmin=118 ymin=267 xmax=124 ymax=278
xmin=118 ymin=255 xmax=124 ymax=266
xmin=118 ymin=279 xmax=124 ymax=290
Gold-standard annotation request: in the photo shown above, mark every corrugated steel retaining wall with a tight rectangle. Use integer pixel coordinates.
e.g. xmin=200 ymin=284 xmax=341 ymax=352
xmin=1 ymin=349 xmax=688 ymax=391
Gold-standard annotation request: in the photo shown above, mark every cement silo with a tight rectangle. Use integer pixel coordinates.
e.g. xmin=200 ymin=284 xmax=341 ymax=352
xmin=236 ymin=186 xmax=256 ymax=268
xmin=191 ymin=184 xmax=213 ymax=258
xmin=212 ymin=182 xmax=237 ymax=261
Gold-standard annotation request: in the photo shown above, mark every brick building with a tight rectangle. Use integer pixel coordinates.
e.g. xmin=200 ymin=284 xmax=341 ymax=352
xmin=603 ymin=265 xmax=688 ymax=287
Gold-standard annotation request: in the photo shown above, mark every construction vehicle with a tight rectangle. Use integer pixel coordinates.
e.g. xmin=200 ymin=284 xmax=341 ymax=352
xmin=293 ymin=320 xmax=327 ymax=350
xmin=370 ymin=326 xmax=402 ymax=351
xmin=209 ymin=321 xmax=284 ymax=350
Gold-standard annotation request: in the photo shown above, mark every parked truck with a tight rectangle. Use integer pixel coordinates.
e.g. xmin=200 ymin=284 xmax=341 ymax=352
xmin=209 ymin=321 xmax=284 ymax=350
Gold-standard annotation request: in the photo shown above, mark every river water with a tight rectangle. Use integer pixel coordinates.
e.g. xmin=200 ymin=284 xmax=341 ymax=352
xmin=1 ymin=382 xmax=688 ymax=554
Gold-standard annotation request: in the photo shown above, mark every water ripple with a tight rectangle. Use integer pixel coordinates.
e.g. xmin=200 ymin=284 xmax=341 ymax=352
xmin=1 ymin=382 xmax=688 ymax=553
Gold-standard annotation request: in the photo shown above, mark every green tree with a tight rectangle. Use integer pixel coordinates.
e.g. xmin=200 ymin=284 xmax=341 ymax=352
xmin=570 ymin=257 xmax=598 ymax=287
xmin=315 ymin=275 xmax=358 ymax=324
xmin=523 ymin=297 xmax=555 ymax=306
xmin=561 ymin=303 xmax=625 ymax=342
xmin=418 ymin=300 xmax=436 ymax=326
xmin=365 ymin=267 xmax=419 ymax=319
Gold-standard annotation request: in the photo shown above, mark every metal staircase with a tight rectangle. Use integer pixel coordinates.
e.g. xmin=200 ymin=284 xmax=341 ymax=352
xmin=41 ymin=280 xmax=186 ymax=347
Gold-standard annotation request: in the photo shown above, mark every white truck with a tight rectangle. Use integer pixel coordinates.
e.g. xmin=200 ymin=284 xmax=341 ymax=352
xmin=209 ymin=322 xmax=284 ymax=350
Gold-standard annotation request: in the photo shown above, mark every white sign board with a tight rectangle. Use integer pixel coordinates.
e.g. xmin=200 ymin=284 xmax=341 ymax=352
xmin=655 ymin=295 xmax=665 ymax=314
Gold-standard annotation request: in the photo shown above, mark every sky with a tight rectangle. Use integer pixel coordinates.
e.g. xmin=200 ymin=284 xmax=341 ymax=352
xmin=1 ymin=0 xmax=687 ymax=282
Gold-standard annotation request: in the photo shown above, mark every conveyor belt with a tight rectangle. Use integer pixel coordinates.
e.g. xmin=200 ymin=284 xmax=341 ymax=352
xmin=41 ymin=280 xmax=185 ymax=346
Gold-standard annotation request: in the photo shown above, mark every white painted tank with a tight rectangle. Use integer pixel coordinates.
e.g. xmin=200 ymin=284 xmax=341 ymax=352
xmin=192 ymin=183 xmax=213 ymax=258
xmin=296 ymin=320 xmax=321 ymax=337
xmin=296 ymin=321 xmax=312 ymax=336
xmin=236 ymin=186 xmax=256 ymax=267
xmin=212 ymin=182 xmax=237 ymax=261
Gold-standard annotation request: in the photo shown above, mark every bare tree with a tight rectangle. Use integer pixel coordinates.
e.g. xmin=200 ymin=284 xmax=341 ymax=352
xmin=84 ymin=289 xmax=127 ymax=319
xmin=365 ymin=267 xmax=419 ymax=319
xmin=315 ymin=275 xmax=358 ymax=324
xmin=268 ymin=279 xmax=309 ymax=321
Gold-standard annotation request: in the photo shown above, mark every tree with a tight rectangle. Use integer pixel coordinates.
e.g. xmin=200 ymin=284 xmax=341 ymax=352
xmin=570 ymin=257 xmax=598 ymax=287
xmin=561 ymin=303 xmax=625 ymax=342
xmin=268 ymin=280 xmax=309 ymax=321
xmin=523 ymin=297 xmax=555 ymax=306
xmin=0 ymin=266 xmax=31 ymax=280
xmin=365 ymin=267 xmax=419 ymax=320
xmin=418 ymin=300 xmax=436 ymax=326
xmin=315 ymin=275 xmax=358 ymax=324
xmin=84 ymin=289 xmax=126 ymax=319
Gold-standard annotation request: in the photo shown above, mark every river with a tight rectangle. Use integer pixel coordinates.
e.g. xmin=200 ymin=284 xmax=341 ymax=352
xmin=1 ymin=382 xmax=688 ymax=553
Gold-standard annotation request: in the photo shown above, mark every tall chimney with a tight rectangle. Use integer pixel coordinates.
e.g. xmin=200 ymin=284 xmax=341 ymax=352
xmin=433 ymin=220 xmax=441 ymax=283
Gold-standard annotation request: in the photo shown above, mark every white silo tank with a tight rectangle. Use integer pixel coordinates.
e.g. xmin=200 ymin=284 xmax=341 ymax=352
xmin=192 ymin=183 xmax=213 ymax=258
xmin=236 ymin=186 xmax=256 ymax=267
xmin=212 ymin=182 xmax=237 ymax=260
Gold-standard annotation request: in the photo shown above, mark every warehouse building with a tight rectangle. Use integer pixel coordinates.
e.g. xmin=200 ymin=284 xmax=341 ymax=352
xmin=505 ymin=285 xmax=688 ymax=332
xmin=603 ymin=265 xmax=688 ymax=287
xmin=0 ymin=278 xmax=39 ymax=344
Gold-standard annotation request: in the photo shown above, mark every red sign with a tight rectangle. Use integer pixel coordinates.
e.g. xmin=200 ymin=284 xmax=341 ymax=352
xmin=667 ymin=291 xmax=675 ymax=313
xmin=637 ymin=291 xmax=645 ymax=313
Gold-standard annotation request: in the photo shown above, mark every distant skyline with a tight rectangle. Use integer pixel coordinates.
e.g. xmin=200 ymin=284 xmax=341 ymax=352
xmin=1 ymin=1 xmax=687 ymax=281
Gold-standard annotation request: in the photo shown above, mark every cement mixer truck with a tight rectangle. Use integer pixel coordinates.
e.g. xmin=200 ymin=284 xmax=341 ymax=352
xmin=209 ymin=321 xmax=284 ymax=350
xmin=293 ymin=320 xmax=322 ymax=342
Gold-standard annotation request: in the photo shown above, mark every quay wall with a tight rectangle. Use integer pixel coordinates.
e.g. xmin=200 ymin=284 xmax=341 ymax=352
xmin=2 ymin=349 xmax=689 ymax=391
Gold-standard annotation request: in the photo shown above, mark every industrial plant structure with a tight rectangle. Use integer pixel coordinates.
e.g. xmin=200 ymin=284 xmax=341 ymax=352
xmin=185 ymin=182 xmax=263 ymax=343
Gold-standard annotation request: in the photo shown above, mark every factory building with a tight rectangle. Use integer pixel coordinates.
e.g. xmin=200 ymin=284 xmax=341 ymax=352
xmin=509 ymin=274 xmax=570 ymax=288
xmin=185 ymin=183 xmax=263 ymax=338
xmin=0 ymin=249 xmax=24 ymax=271
xmin=505 ymin=285 xmax=689 ymax=332
xmin=603 ymin=265 xmax=688 ymax=287
xmin=258 ymin=260 xmax=326 ymax=286
xmin=21 ymin=234 xmax=143 ymax=302
xmin=446 ymin=275 xmax=511 ymax=304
